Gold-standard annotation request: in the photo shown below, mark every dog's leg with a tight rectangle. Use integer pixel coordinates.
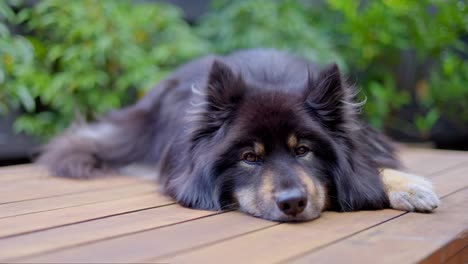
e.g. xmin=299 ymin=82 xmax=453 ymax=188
xmin=381 ymin=169 xmax=440 ymax=212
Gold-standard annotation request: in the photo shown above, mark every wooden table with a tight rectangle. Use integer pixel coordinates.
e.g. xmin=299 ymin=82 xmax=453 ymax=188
xmin=0 ymin=148 xmax=467 ymax=263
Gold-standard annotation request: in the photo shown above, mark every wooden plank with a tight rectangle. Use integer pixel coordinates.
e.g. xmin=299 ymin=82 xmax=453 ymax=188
xmin=0 ymin=164 xmax=36 ymax=174
xmin=158 ymin=210 xmax=401 ymax=264
xmin=149 ymin=157 xmax=468 ymax=263
xmin=11 ymin=212 xmax=277 ymax=263
xmin=421 ymin=232 xmax=467 ymax=264
xmin=0 ymin=165 xmax=46 ymax=182
xmin=443 ymin=246 xmax=468 ymax=264
xmin=19 ymin=153 xmax=468 ymax=263
xmin=1 ymin=148 xmax=465 ymax=263
xmin=0 ymin=193 xmax=173 ymax=238
xmin=0 ymin=183 xmax=155 ymax=218
xmin=290 ymin=188 xmax=468 ymax=264
xmin=400 ymin=148 xmax=468 ymax=175
xmin=431 ymin=165 xmax=468 ymax=198
xmin=0 ymin=174 xmax=142 ymax=204
xmin=0 ymin=205 xmax=215 ymax=262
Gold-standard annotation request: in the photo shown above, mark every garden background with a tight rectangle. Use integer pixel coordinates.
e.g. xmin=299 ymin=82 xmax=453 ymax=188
xmin=1 ymin=0 xmax=467 ymax=164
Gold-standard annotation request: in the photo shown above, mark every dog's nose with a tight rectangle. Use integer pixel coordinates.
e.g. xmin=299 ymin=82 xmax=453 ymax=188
xmin=276 ymin=190 xmax=307 ymax=216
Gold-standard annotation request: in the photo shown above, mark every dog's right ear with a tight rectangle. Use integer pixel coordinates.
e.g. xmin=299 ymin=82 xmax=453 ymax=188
xmin=191 ymin=60 xmax=245 ymax=142
xmin=304 ymin=64 xmax=348 ymax=132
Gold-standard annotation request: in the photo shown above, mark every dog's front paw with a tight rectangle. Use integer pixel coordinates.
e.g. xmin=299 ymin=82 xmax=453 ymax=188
xmin=382 ymin=169 xmax=440 ymax=212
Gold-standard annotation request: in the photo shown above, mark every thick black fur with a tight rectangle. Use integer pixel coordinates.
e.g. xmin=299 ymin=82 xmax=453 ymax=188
xmin=39 ymin=49 xmax=401 ymax=215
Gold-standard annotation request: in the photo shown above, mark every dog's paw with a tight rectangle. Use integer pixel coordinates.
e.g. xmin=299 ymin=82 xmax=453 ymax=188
xmin=387 ymin=184 xmax=440 ymax=212
xmin=382 ymin=169 xmax=440 ymax=212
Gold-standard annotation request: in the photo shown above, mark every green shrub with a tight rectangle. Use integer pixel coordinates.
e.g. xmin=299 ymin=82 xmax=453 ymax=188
xmin=0 ymin=0 xmax=35 ymax=115
xmin=427 ymin=49 xmax=468 ymax=124
xmin=2 ymin=0 xmax=467 ymax=141
xmin=322 ymin=0 xmax=468 ymax=131
xmin=1 ymin=0 xmax=209 ymax=138
xmin=198 ymin=0 xmax=344 ymax=67
xmin=200 ymin=0 xmax=468 ymax=135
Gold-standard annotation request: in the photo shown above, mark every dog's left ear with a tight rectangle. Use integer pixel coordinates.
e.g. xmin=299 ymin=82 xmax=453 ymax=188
xmin=304 ymin=64 xmax=351 ymax=131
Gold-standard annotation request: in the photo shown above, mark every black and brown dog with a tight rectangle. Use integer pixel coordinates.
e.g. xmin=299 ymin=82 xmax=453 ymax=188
xmin=39 ymin=49 xmax=439 ymax=221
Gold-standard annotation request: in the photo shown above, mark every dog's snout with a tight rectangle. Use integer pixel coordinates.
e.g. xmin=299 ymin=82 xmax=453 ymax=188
xmin=276 ymin=190 xmax=307 ymax=216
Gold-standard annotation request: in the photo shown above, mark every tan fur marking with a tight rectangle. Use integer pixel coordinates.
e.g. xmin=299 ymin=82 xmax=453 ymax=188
xmin=287 ymin=134 xmax=298 ymax=149
xmin=254 ymin=142 xmax=265 ymax=157
xmin=259 ymin=169 xmax=274 ymax=202
xmin=381 ymin=169 xmax=428 ymax=194
xmin=316 ymin=183 xmax=328 ymax=211
xmin=297 ymin=166 xmax=328 ymax=211
xmin=298 ymin=170 xmax=316 ymax=196
xmin=235 ymin=187 xmax=258 ymax=214
xmin=237 ymin=169 xmax=273 ymax=216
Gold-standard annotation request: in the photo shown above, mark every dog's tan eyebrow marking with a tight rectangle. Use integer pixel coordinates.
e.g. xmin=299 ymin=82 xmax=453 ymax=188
xmin=287 ymin=134 xmax=298 ymax=149
xmin=254 ymin=142 xmax=265 ymax=156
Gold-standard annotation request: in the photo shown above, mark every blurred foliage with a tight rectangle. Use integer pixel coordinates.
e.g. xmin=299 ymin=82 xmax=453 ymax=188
xmin=0 ymin=0 xmax=35 ymax=115
xmin=0 ymin=0 xmax=208 ymax=138
xmin=427 ymin=49 xmax=468 ymax=123
xmin=1 ymin=0 xmax=468 ymax=140
xmin=322 ymin=0 xmax=468 ymax=132
xmin=198 ymin=0 xmax=345 ymax=67
xmin=198 ymin=0 xmax=468 ymax=134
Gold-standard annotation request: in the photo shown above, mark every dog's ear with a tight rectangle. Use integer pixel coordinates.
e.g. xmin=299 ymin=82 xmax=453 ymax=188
xmin=304 ymin=64 xmax=350 ymax=132
xmin=191 ymin=60 xmax=245 ymax=141
xmin=206 ymin=60 xmax=244 ymax=112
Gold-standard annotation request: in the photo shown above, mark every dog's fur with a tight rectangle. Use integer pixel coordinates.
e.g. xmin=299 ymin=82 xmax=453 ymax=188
xmin=38 ymin=49 xmax=439 ymax=221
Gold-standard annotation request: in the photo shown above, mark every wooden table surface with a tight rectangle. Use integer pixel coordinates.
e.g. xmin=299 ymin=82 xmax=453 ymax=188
xmin=0 ymin=148 xmax=467 ymax=263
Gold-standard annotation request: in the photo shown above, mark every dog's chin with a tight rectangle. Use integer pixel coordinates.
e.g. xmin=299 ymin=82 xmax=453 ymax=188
xmin=238 ymin=205 xmax=321 ymax=222
xmin=270 ymin=212 xmax=321 ymax=222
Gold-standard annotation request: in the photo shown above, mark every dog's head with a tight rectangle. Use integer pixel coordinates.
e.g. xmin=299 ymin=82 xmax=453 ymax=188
xmin=168 ymin=60 xmax=380 ymax=221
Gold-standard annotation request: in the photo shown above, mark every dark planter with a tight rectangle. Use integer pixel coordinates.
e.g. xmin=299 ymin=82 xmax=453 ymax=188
xmin=0 ymin=110 xmax=39 ymax=165
xmin=431 ymin=117 xmax=468 ymax=151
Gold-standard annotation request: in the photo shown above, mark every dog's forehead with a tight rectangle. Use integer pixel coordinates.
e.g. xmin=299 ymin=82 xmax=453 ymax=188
xmin=233 ymin=91 xmax=308 ymax=144
xmin=241 ymin=92 xmax=302 ymax=121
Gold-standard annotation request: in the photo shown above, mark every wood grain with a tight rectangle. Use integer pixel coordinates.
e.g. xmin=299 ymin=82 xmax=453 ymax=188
xmin=0 ymin=147 xmax=466 ymax=264
xmin=0 ymin=165 xmax=47 ymax=182
xmin=11 ymin=211 xmax=276 ymax=263
xmin=0 ymin=183 xmax=155 ymax=218
xmin=442 ymin=246 xmax=468 ymax=264
xmin=12 ymin=149 xmax=465 ymax=263
xmin=0 ymin=193 xmax=172 ymax=238
xmin=0 ymin=205 xmax=214 ymax=262
xmin=158 ymin=210 xmax=401 ymax=264
xmin=152 ymin=163 xmax=467 ymax=263
xmin=290 ymin=188 xmax=468 ymax=264
xmin=0 ymin=174 xmax=142 ymax=204
xmin=400 ymin=148 xmax=468 ymax=175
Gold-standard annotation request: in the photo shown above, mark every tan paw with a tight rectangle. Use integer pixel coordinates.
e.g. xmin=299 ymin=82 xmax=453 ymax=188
xmin=382 ymin=169 xmax=440 ymax=212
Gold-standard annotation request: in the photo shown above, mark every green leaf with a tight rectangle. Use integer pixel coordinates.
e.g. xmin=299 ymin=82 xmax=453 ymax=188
xmin=16 ymin=85 xmax=35 ymax=112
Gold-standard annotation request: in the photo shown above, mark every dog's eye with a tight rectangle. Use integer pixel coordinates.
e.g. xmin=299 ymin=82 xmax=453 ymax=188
xmin=242 ymin=152 xmax=259 ymax=163
xmin=295 ymin=146 xmax=310 ymax=156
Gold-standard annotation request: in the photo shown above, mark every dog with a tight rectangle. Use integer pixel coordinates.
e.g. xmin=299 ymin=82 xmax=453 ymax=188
xmin=38 ymin=49 xmax=439 ymax=221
